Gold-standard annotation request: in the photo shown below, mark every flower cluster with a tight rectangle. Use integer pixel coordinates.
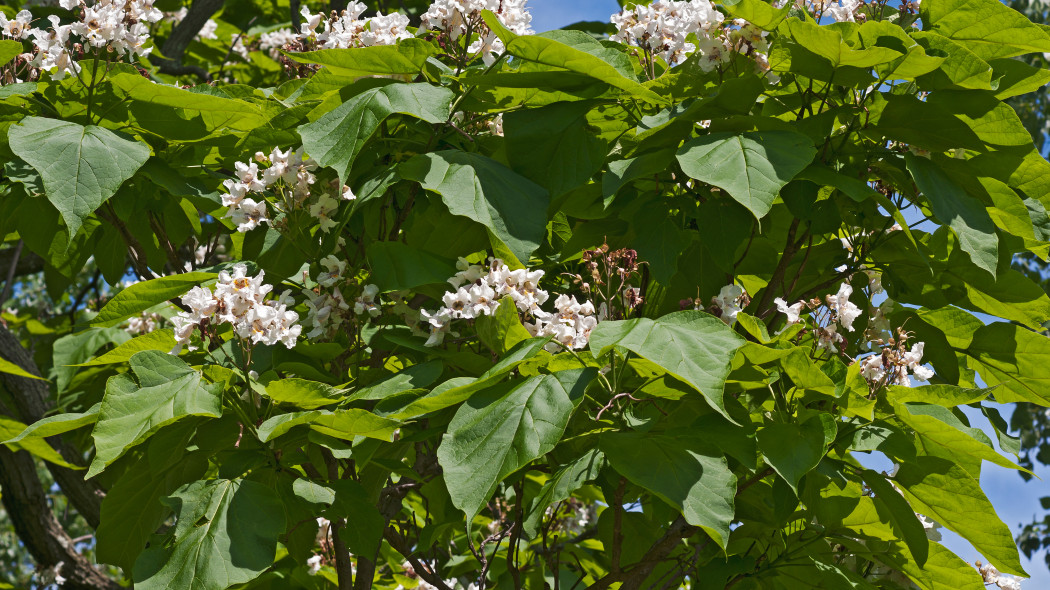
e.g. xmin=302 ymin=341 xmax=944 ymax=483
xmin=420 ymin=258 xmax=597 ymax=351
xmin=610 ymin=0 xmax=724 ymax=67
xmin=170 ymin=264 xmax=301 ymax=353
xmin=60 ymin=0 xmax=163 ymax=57
xmin=420 ymin=0 xmax=534 ymax=65
xmin=299 ymin=3 xmax=412 ymax=49
xmin=858 ymin=329 xmax=934 ymax=388
xmin=978 ymin=562 xmax=1023 ymax=590
xmin=221 ymin=147 xmax=319 ymax=232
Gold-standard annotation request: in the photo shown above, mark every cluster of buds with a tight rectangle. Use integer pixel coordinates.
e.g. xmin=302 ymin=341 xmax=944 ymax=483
xmin=300 ymin=256 xmax=378 ymax=339
xmin=578 ymin=244 xmax=643 ymax=321
xmin=170 ymin=264 xmax=301 ymax=354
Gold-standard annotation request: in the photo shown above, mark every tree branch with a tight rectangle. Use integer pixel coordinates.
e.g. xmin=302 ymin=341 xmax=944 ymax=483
xmin=151 ymin=0 xmax=225 ymax=80
xmin=0 ymin=446 xmax=120 ymax=590
xmin=0 ymin=325 xmax=104 ymax=529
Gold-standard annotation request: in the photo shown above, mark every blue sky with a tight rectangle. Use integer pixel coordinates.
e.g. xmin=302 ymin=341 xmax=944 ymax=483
xmin=523 ymin=0 xmax=1050 ymax=583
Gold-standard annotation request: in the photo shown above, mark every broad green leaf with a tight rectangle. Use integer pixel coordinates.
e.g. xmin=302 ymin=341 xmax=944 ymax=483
xmin=97 ymin=427 xmax=209 ymax=571
xmin=677 ymin=131 xmax=816 ymax=219
xmin=858 ymin=21 xmax=945 ymax=80
xmin=0 ymin=40 xmax=21 ymax=66
xmin=0 ymin=416 xmax=78 ymax=469
xmin=52 ymin=327 xmax=132 ymax=392
xmin=589 ymin=311 xmax=746 ymax=421
xmin=504 ymin=100 xmax=607 ymax=198
xmin=859 ymin=469 xmax=931 ymax=567
xmin=756 ymin=414 xmax=835 ymax=493
xmin=722 ymin=0 xmax=791 ymax=29
xmin=261 ymin=378 xmax=347 ymax=410
xmin=289 ymin=38 xmax=438 ymax=76
xmin=886 ymin=384 xmax=992 ymax=407
xmin=3 ymin=403 xmax=99 ymax=446
xmin=601 ymin=431 xmax=736 ymax=549
xmin=788 ymin=20 xmax=904 ymax=68
xmin=965 ymin=322 xmax=1050 ymax=405
xmin=256 ymin=408 xmax=399 ymax=442
xmin=91 ymin=272 xmax=217 ymax=328
xmin=922 ymin=0 xmax=1050 ymax=59
xmin=895 ymin=402 xmax=1027 ymax=477
xmin=602 ymin=149 xmax=676 ymax=203
xmin=347 ymin=361 xmax=444 ymax=401
xmin=990 ymin=57 xmax=1050 ymax=99
xmin=437 ymin=369 xmax=594 ymax=523
xmin=523 ymin=448 xmax=605 ymax=535
xmin=906 ymin=154 xmax=998 ymax=277
xmin=475 ymin=298 xmax=532 ymax=356
xmin=133 ymin=479 xmax=285 ymax=590
xmin=911 ymin=31 xmax=995 ymax=91
xmin=365 ymin=241 xmax=458 ymax=292
xmin=881 ymin=540 xmax=986 ymax=590
xmin=110 ymin=73 xmax=266 ymax=134
xmin=399 ymin=151 xmax=550 ymax=263
xmin=894 ymin=456 xmax=1026 ymax=576
xmin=74 ymin=329 xmax=176 ymax=366
xmin=299 ymin=82 xmax=454 ymax=183
xmin=389 ymin=337 xmax=550 ymax=418
xmin=9 ymin=117 xmax=151 ymax=239
xmin=482 ymin=11 xmax=666 ymax=104
xmin=88 ymin=351 xmax=222 ymax=478
xmin=927 ymin=91 xmax=1032 ymax=147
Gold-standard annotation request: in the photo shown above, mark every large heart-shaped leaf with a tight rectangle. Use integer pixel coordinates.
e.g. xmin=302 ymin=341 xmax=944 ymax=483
xmin=437 ymin=368 xmax=594 ymax=523
xmin=87 ymin=351 xmax=222 ymax=478
xmin=676 ymin=131 xmax=816 ymax=219
xmin=9 ymin=117 xmax=150 ymax=239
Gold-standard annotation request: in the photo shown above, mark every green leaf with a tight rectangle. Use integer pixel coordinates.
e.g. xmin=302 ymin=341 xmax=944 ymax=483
xmin=912 ymin=31 xmax=995 ymax=91
xmin=523 ymin=448 xmax=605 ymax=535
xmin=399 ymin=151 xmax=550 ymax=263
xmin=722 ymin=0 xmax=791 ymax=29
xmin=787 ymin=20 xmax=904 ymax=68
xmin=989 ymin=57 xmax=1050 ymax=99
xmin=0 ymin=416 xmax=79 ymax=469
xmin=601 ymin=431 xmax=736 ymax=549
xmin=0 ymin=40 xmax=21 ymax=66
xmin=482 ymin=11 xmax=667 ymax=105
xmin=133 ymin=479 xmax=285 ymax=590
xmin=859 ymin=469 xmax=931 ymax=567
xmin=260 ymin=378 xmax=347 ymax=410
xmin=886 ymin=384 xmax=992 ymax=407
xmin=894 ymin=456 xmax=1026 ymax=576
xmin=88 ymin=351 xmax=222 ymax=478
xmin=677 ymin=131 xmax=816 ymax=219
xmin=365 ymin=241 xmax=458 ymax=292
xmin=288 ymin=38 xmax=438 ymax=76
xmin=9 ymin=117 xmax=151 ymax=239
xmin=895 ymin=402 xmax=1027 ymax=476
xmin=256 ymin=408 xmax=399 ymax=442
xmin=0 ymin=355 xmax=47 ymax=380
xmin=437 ymin=368 xmax=594 ymax=523
xmin=52 ymin=327 xmax=132 ymax=392
xmin=97 ymin=427 xmax=209 ymax=571
xmin=602 ymin=149 xmax=676 ymax=204
xmin=756 ymin=414 xmax=835 ymax=493
xmin=965 ymin=322 xmax=1050 ymax=405
xmin=922 ymin=0 xmax=1050 ymax=59
xmin=589 ymin=311 xmax=746 ymax=422
xmin=504 ymin=100 xmax=607 ymax=198
xmin=906 ymin=154 xmax=998 ymax=277
xmin=476 ymin=298 xmax=532 ymax=356
xmin=110 ymin=73 xmax=266 ymax=134
xmin=3 ymin=403 xmax=99 ymax=447
xmin=91 ymin=272 xmax=217 ymax=328
xmin=299 ymin=82 xmax=454 ymax=183
xmin=74 ymin=329 xmax=177 ymax=366
xmin=389 ymin=337 xmax=550 ymax=418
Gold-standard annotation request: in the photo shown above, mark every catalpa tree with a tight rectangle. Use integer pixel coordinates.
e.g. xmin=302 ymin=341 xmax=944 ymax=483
xmin=0 ymin=0 xmax=1047 ymax=588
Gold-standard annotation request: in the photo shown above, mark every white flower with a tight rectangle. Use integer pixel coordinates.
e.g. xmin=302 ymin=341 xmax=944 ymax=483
xmin=310 ymin=193 xmax=340 ymax=233
xmin=859 ymin=354 xmax=885 ymax=384
xmin=917 ymin=514 xmax=942 ymax=542
xmin=827 ymin=283 xmax=862 ymax=332
xmin=306 ymin=554 xmax=323 ymax=575
xmin=228 ymin=198 xmax=270 ymax=232
xmin=774 ymin=297 xmax=803 ymax=325
xmin=712 ymin=284 xmax=745 ymax=326
xmin=318 ymin=255 xmax=346 ymax=288
xmin=354 ymin=284 xmax=382 ymax=317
